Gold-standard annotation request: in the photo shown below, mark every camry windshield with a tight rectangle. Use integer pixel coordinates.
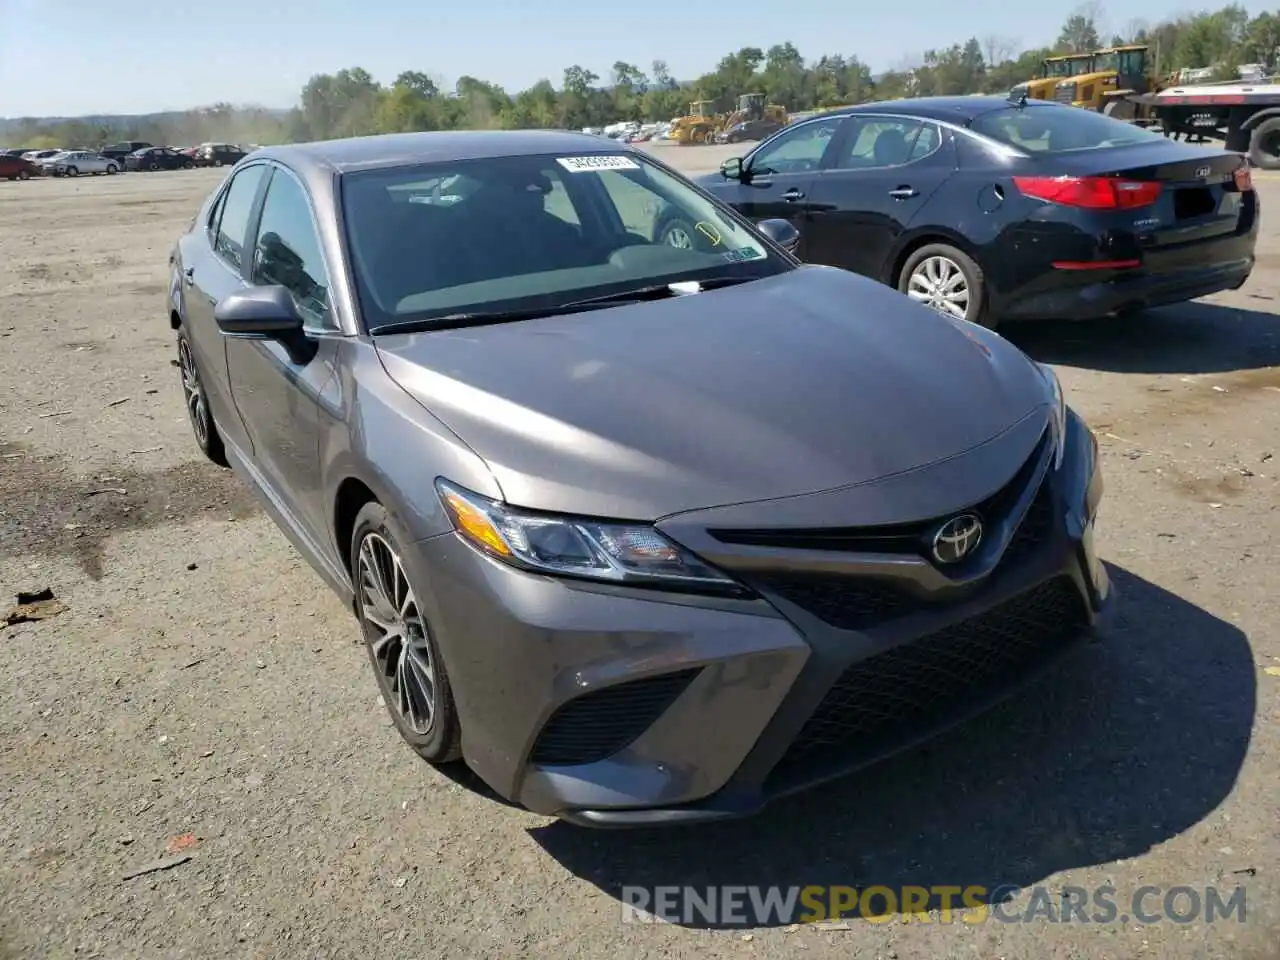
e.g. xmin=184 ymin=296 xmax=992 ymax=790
xmin=340 ymin=151 xmax=788 ymax=330
xmin=971 ymin=105 xmax=1167 ymax=153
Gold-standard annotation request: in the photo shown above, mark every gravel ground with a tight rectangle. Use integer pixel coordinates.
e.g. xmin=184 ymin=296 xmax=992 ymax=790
xmin=1 ymin=149 xmax=1278 ymax=960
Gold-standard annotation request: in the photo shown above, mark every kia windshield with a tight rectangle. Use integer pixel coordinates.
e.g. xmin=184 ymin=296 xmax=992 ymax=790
xmin=339 ymin=151 xmax=790 ymax=331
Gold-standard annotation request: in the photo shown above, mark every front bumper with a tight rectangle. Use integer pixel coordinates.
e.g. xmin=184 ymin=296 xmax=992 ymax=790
xmin=416 ymin=410 xmax=1109 ymax=826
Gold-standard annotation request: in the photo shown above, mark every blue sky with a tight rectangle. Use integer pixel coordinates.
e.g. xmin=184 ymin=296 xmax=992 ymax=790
xmin=0 ymin=0 xmax=1267 ymax=117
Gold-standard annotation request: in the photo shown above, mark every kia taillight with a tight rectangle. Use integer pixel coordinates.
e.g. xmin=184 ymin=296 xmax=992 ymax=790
xmin=1013 ymin=175 xmax=1162 ymax=210
xmin=1234 ymin=166 xmax=1252 ymax=191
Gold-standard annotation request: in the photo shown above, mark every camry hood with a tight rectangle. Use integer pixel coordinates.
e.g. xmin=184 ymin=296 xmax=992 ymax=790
xmin=375 ymin=267 xmax=1050 ymax=520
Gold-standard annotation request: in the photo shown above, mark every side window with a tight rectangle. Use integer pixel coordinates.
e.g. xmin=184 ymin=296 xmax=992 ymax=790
xmin=833 ymin=118 xmax=939 ymax=170
xmin=207 ymin=186 xmax=227 ymax=234
xmin=748 ymin=120 xmax=840 ymax=175
xmin=595 ymin=169 xmax=664 ymax=240
xmin=909 ymin=123 xmax=942 ymax=160
xmin=251 ymin=169 xmax=332 ymax=326
xmin=213 ymin=164 xmax=266 ymax=272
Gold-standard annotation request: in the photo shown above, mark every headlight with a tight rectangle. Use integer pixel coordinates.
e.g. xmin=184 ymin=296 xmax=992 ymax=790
xmin=1039 ymin=363 xmax=1067 ymax=469
xmin=436 ymin=480 xmax=744 ymax=594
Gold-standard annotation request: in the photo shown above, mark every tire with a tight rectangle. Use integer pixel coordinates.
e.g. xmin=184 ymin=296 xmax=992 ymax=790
xmin=214 ymin=159 xmax=223 ymax=167
xmin=106 ymin=164 xmax=117 ymax=175
xmin=183 ymin=159 xmax=194 ymax=169
xmin=149 ymin=161 xmax=159 ymax=171
xmin=897 ymin=242 xmax=991 ymax=327
xmin=176 ymin=328 xmax=227 ymax=466
xmin=18 ymin=169 xmax=29 ymax=180
xmin=350 ymin=501 xmax=462 ymax=764
xmin=656 ymin=214 xmax=704 ymax=251
xmin=1248 ymin=117 xmax=1280 ymax=170
xmin=65 ymin=166 xmax=78 ymax=177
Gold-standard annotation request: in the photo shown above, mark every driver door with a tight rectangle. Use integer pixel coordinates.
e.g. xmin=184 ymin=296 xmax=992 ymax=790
xmin=701 ymin=117 xmax=845 ymax=257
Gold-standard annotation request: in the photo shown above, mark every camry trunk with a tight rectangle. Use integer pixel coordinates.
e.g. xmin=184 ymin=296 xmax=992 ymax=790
xmin=374 ymin=267 xmax=1050 ymax=521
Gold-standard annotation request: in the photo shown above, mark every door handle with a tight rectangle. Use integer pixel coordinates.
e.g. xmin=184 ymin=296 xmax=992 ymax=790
xmin=782 ymin=188 xmax=806 ymax=202
xmin=889 ymin=187 xmax=919 ymax=200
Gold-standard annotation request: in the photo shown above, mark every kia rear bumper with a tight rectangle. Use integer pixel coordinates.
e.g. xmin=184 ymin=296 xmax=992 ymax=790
xmin=1003 ymin=255 xmax=1254 ymax=321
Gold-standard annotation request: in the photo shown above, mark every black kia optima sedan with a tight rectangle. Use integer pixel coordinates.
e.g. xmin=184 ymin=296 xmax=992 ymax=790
xmin=692 ymin=96 xmax=1258 ymax=328
xmin=168 ymin=130 xmax=1110 ymax=826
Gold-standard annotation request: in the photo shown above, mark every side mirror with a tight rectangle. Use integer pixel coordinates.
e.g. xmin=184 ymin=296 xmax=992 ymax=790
xmin=720 ymin=156 xmax=745 ymax=180
xmin=756 ymin=218 xmax=800 ymax=255
xmin=214 ymin=285 xmax=304 ymax=337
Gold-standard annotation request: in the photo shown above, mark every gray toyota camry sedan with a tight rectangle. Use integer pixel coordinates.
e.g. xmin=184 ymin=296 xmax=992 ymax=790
xmin=167 ymin=130 xmax=1110 ymax=827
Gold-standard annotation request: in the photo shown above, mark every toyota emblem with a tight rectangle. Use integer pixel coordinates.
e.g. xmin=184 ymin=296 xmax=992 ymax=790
xmin=932 ymin=514 xmax=984 ymax=564
xmin=1195 ymin=165 xmax=1211 ymax=178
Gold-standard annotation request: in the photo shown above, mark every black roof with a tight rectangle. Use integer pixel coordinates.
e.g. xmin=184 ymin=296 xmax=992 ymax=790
xmin=810 ymin=94 xmax=1057 ymax=125
xmin=257 ymin=129 xmax=623 ymax=175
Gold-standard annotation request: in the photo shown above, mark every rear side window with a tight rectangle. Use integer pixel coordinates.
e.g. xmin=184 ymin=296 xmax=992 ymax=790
xmin=834 ymin=118 xmax=942 ymax=169
xmin=971 ymin=105 xmax=1166 ymax=154
xmin=213 ymin=165 xmax=267 ymax=272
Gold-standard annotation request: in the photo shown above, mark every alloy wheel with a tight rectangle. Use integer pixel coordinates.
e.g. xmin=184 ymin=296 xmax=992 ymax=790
xmin=177 ymin=338 xmax=209 ymax=448
xmin=663 ymin=224 xmax=694 ymax=249
xmin=358 ymin=533 xmax=437 ymax=735
xmin=907 ymin=255 xmax=970 ymax=319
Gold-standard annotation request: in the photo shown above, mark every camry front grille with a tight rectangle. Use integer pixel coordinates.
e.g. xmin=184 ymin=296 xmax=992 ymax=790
xmin=710 ymin=429 xmax=1049 ymax=557
xmin=746 ymin=472 xmax=1056 ymax=632
xmin=767 ymin=576 xmax=1088 ymax=787
xmin=529 ymin=669 xmax=700 ymax=766
xmin=718 ymin=430 xmax=1055 ymax=631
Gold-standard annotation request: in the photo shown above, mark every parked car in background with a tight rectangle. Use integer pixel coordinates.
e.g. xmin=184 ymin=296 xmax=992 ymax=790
xmin=49 ymin=150 xmax=120 ymax=176
xmin=125 ymin=146 xmax=195 ymax=171
xmin=22 ymin=148 xmax=63 ymax=164
xmin=0 ymin=154 xmax=37 ymax=180
xmin=101 ymin=140 xmax=152 ymax=166
xmin=35 ymin=151 xmax=73 ymax=175
xmin=1 ymin=147 xmax=37 ymax=157
xmin=717 ymin=116 xmax=786 ymax=144
xmin=193 ymin=143 xmax=249 ymax=167
xmin=167 ymin=130 xmax=1109 ymax=827
xmin=697 ymin=96 xmax=1258 ymax=328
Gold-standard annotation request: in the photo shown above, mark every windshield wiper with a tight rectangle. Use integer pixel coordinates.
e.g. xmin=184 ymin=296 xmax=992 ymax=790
xmin=367 ymin=276 xmax=758 ymax=336
xmin=559 ymin=275 xmax=757 ymax=309
xmin=368 ymin=300 xmax=620 ymax=335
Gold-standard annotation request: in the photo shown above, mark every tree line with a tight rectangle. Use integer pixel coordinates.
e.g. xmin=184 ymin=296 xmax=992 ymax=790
xmin=8 ymin=3 xmax=1280 ymax=151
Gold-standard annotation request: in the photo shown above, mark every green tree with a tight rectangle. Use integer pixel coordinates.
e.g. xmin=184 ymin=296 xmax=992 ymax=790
xmin=1057 ymin=5 xmax=1101 ymax=53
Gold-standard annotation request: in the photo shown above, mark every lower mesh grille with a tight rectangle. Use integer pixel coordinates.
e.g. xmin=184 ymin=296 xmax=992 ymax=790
xmin=767 ymin=577 xmax=1087 ymax=785
xmin=751 ymin=573 xmax=915 ymax=631
xmin=530 ymin=669 xmax=700 ymax=766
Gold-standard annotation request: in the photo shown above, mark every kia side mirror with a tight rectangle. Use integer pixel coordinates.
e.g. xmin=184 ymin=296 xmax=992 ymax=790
xmin=720 ymin=157 xmax=744 ymax=180
xmin=756 ymin=218 xmax=800 ymax=254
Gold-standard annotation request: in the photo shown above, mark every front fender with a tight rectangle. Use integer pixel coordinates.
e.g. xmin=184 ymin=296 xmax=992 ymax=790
xmin=320 ymin=339 xmax=502 ymax=553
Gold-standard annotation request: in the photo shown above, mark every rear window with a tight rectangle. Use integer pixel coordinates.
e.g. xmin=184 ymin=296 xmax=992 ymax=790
xmin=971 ymin=105 xmax=1167 ymax=154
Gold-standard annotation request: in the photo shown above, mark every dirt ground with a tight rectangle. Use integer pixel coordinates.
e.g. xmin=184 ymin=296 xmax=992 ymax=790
xmin=1 ymin=147 xmax=1278 ymax=960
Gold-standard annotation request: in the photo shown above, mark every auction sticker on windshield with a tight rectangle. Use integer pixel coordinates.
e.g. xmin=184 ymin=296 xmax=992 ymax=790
xmin=557 ymin=155 xmax=641 ymax=173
